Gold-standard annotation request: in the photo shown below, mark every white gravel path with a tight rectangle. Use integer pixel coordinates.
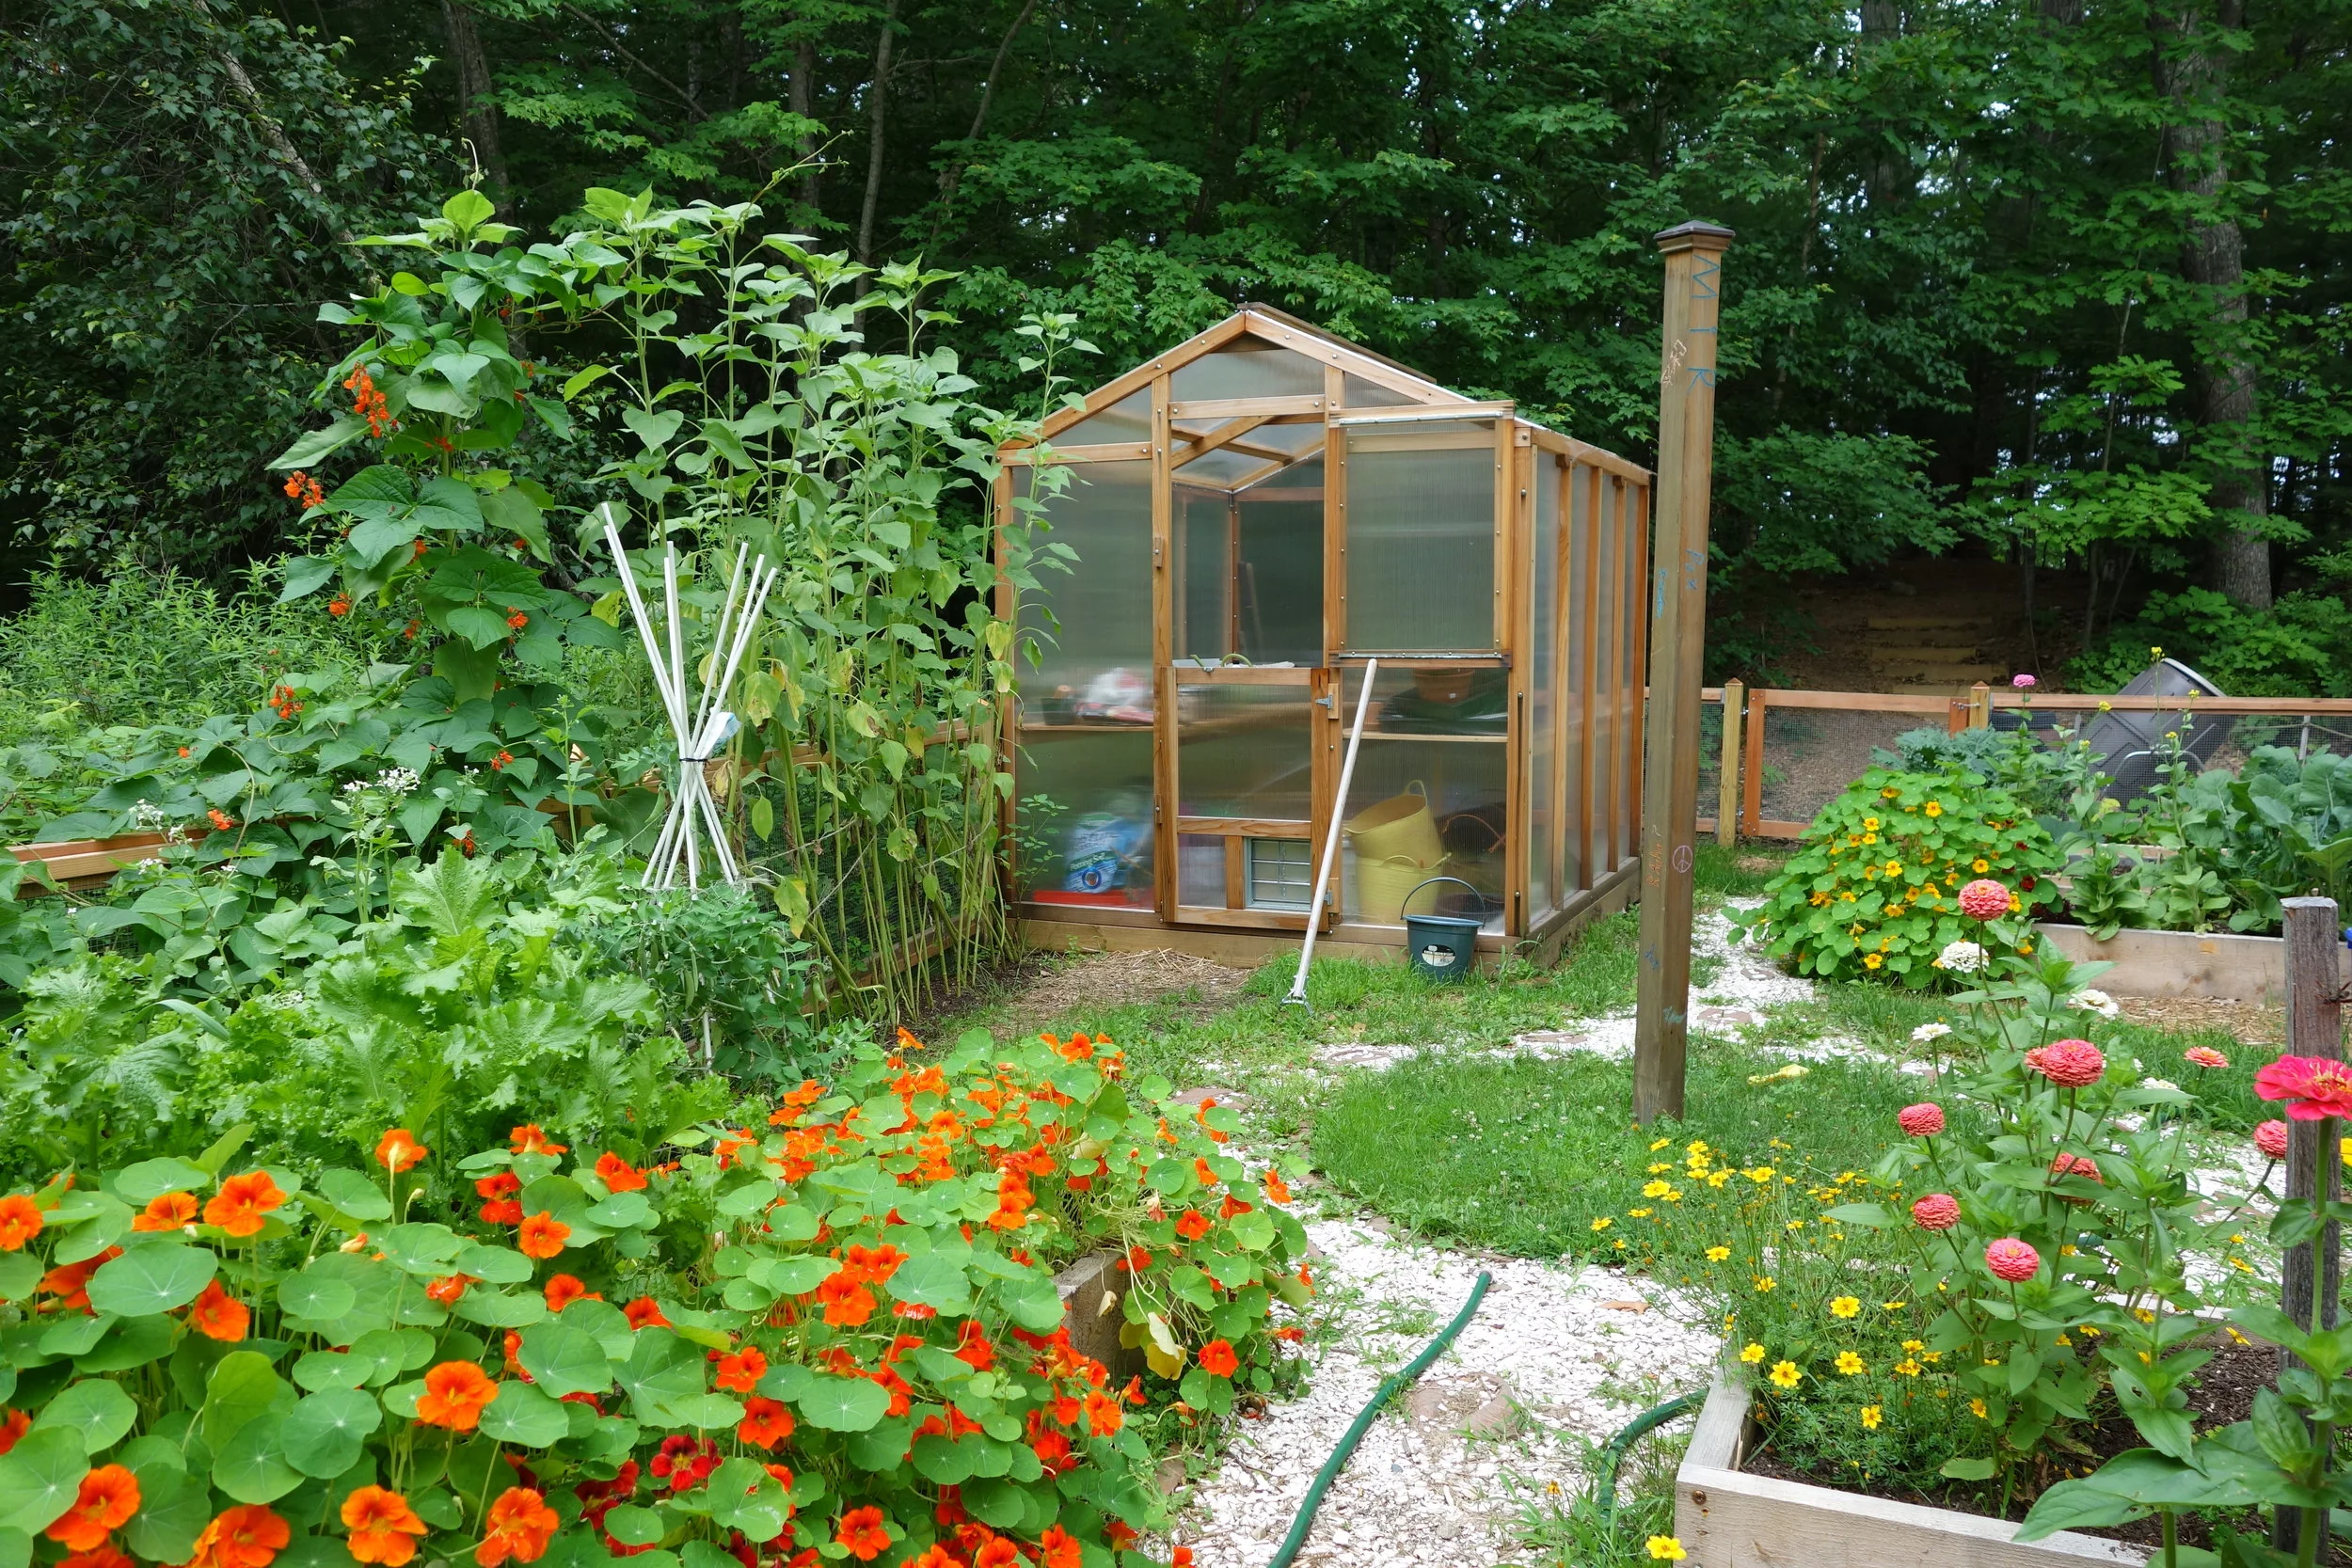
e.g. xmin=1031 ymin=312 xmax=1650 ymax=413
xmin=1178 ymin=1215 xmax=1719 ymax=1567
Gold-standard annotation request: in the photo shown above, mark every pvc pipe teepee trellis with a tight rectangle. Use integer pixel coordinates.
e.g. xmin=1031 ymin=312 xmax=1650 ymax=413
xmin=600 ymin=509 xmax=779 ymax=891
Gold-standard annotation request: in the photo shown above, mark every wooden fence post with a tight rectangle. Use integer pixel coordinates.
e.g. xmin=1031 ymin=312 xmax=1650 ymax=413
xmin=1966 ymin=682 xmax=1992 ymax=729
xmin=1717 ymin=679 xmax=1743 ymax=847
xmin=2274 ymin=896 xmax=2343 ymax=1554
xmin=1741 ymin=687 xmax=1766 ymax=842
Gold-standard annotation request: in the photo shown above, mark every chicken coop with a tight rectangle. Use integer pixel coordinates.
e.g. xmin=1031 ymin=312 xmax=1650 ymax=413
xmin=994 ymin=306 xmax=1654 ymax=963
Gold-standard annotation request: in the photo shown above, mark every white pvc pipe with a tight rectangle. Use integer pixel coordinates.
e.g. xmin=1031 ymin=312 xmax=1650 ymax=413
xmin=1286 ymin=657 xmax=1377 ymax=1006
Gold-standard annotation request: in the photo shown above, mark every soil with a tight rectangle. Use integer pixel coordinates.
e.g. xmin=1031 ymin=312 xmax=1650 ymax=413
xmin=1744 ymin=1339 xmax=2352 ymax=1559
xmin=903 ymin=944 xmax=1255 ymax=1046
xmin=1748 ymin=556 xmax=2096 ymax=696
xmin=2117 ymin=994 xmax=2283 ymax=1046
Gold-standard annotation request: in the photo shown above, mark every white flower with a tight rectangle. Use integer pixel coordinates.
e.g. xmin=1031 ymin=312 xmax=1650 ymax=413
xmin=2070 ymin=988 xmax=2121 ymax=1019
xmin=127 ymin=800 xmax=169 ymax=832
xmin=1911 ymin=1022 xmax=1953 ymax=1043
xmin=375 ymin=767 xmax=421 ymax=796
xmin=2142 ymin=1077 xmax=2179 ymax=1094
xmin=1935 ymin=940 xmax=1986 ymax=974
xmin=342 ymin=779 xmax=368 ymax=795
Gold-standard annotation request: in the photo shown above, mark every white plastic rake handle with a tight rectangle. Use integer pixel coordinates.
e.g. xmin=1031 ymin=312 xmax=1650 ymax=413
xmin=1286 ymin=657 xmax=1377 ymax=1007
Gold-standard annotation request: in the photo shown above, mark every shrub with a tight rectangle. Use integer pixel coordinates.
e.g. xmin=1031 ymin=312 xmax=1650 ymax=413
xmin=0 ymin=1026 xmax=1290 ymax=1568
xmin=1735 ymin=767 xmax=2065 ymax=983
xmin=2069 ymin=587 xmax=2352 ymax=698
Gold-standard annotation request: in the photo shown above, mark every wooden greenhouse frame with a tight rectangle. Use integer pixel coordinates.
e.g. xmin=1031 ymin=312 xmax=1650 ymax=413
xmin=994 ymin=306 xmax=1652 ymax=965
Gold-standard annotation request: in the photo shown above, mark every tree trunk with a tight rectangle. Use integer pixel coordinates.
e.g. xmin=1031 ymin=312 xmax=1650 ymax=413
xmin=855 ymin=0 xmax=901 ymax=267
xmin=2151 ymin=0 xmax=2270 ymax=609
xmin=792 ymin=36 xmax=820 ymax=215
xmin=438 ymin=0 xmax=511 ymax=198
xmin=1859 ymin=0 xmax=1909 ymax=214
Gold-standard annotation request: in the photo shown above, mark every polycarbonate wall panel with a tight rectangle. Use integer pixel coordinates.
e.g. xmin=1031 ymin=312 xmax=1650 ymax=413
xmin=1562 ymin=471 xmax=1587 ymax=895
xmin=1015 ymin=732 xmax=1155 ymax=906
xmin=1173 ymin=684 xmax=1314 ymax=822
xmin=1342 ymin=422 xmax=1497 ymax=652
xmin=1235 ymin=454 xmax=1324 ymax=664
xmin=1176 ymin=490 xmax=1230 ymax=663
xmin=1170 ymin=341 xmax=1327 ymax=401
xmin=1019 ymin=461 xmax=1152 ymax=702
xmin=1528 ymin=452 xmax=1562 ymax=918
xmin=1053 ymin=388 xmax=1150 ymax=446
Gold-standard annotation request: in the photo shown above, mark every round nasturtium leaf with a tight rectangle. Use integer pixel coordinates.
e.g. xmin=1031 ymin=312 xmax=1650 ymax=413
xmin=115 ymin=1158 xmax=213 ymax=1205
xmin=278 ymin=1272 xmax=358 ymax=1323
xmin=87 ymin=1244 xmax=217 ymax=1318
xmin=475 ymin=1383 xmax=570 ymax=1448
xmin=282 ymin=1388 xmax=383 ymax=1480
xmin=793 ymin=1376 xmax=889 ymax=1433
xmin=31 ymin=1379 xmax=138 ymax=1455
xmin=0 ymin=1427 xmax=94 ymax=1533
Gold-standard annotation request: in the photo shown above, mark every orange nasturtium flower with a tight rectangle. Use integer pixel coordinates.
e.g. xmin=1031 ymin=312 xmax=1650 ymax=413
xmin=834 ymin=1507 xmax=892 ymax=1562
xmin=1174 ymin=1210 xmax=1211 ymax=1242
xmin=623 ymin=1297 xmax=671 ymax=1330
xmin=187 ymin=1504 xmax=292 ymax=1568
xmin=340 ymin=1487 xmax=427 ymax=1567
xmin=373 ymin=1129 xmax=428 ymax=1173
xmin=1197 ymin=1339 xmax=1239 ymax=1378
xmin=188 ymin=1280 xmax=249 ymax=1342
xmin=0 ymin=1194 xmax=45 ymax=1250
xmin=0 ymin=1408 xmax=30 ymax=1454
xmin=1262 ymin=1167 xmax=1293 ymax=1204
xmin=415 ymin=1362 xmax=500 ymax=1431
xmin=1038 ymin=1526 xmax=1083 ymax=1568
xmin=56 ymin=1545 xmax=134 ymax=1568
xmin=203 ymin=1173 xmax=287 ymax=1239
xmin=594 ymin=1151 xmax=647 ymax=1192
xmin=476 ymin=1488 xmax=559 ymax=1567
xmin=712 ymin=1346 xmax=767 ymax=1393
xmin=509 ymin=1125 xmax=567 ymax=1157
xmin=516 ymin=1212 xmax=570 ymax=1259
xmin=132 ymin=1193 xmax=199 ymax=1232
xmin=738 ymin=1397 xmax=794 ymax=1449
xmin=46 ymin=1466 xmax=140 ymax=1550
xmin=544 ymin=1275 xmax=599 ymax=1313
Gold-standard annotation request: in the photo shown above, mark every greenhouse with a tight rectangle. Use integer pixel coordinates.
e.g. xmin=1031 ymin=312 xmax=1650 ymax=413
xmin=998 ymin=307 xmax=1655 ymax=960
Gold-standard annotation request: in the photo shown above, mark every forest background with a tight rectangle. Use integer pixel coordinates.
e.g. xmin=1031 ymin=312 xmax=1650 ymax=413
xmin=3 ymin=0 xmax=2347 ymax=688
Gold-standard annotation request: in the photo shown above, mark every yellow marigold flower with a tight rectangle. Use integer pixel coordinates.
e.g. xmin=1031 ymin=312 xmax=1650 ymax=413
xmin=1740 ymin=1342 xmax=1767 ymax=1364
xmin=1920 ymin=1351 xmax=1941 ymax=1364
xmin=1769 ymin=1360 xmax=1802 ymax=1389
xmin=1864 ymin=953 xmax=1884 ymax=969
xmin=1861 ymin=1404 xmax=1883 ymax=1430
xmin=2053 ymin=1334 xmax=2072 ymax=1347
xmin=1661 ymin=1189 xmax=1682 ymax=1203
xmin=1785 ymin=1219 xmax=1806 ymax=1231
xmin=1629 ymin=1208 xmax=1653 ymax=1218
xmin=1971 ymin=858 xmax=1990 ymax=873
xmin=2230 ymin=1257 xmax=2253 ymax=1274
xmin=1864 ymin=816 xmax=1882 ymax=831
xmin=1970 ymin=1398 xmax=1987 ymax=1418
xmin=1708 ymin=1171 xmax=1730 ymax=1188
xmin=1836 ymin=1352 xmax=1865 ymax=1375
xmin=2133 ymin=1307 xmax=2155 ymax=1324
xmin=1754 ymin=1275 xmax=1776 ymax=1292
xmin=1830 ymin=1296 xmax=1861 ymax=1319
xmin=1925 ymin=801 xmax=1943 ymax=817
xmin=1591 ymin=1217 xmax=1613 ymax=1232
xmin=1643 ymin=1180 xmax=1673 ymax=1197
xmin=1895 ymin=1358 xmax=1921 ymax=1377
xmin=1646 ymin=1163 xmax=1672 ymax=1175
xmin=1706 ymin=1245 xmax=1730 ymax=1261
xmin=1881 ymin=787 xmax=1899 ymax=800
xmin=1646 ymin=1538 xmax=1687 ymax=1563
xmin=1686 ymin=1141 xmax=1709 ymax=1155
xmin=1900 ymin=1339 xmax=1924 ymax=1353
xmin=1882 ymin=1301 xmax=1905 ymax=1311
xmin=1863 ymin=832 xmax=1878 ymax=845
xmin=1649 ymin=1137 xmax=1671 ymax=1151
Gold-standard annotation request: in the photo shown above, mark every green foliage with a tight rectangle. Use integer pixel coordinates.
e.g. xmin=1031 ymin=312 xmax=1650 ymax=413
xmin=1737 ymin=768 xmax=2065 ymax=984
xmin=2071 ymin=589 xmax=2352 ymax=699
xmin=0 ymin=1026 xmax=1309 ymax=1568
xmin=1655 ymin=935 xmax=2250 ymax=1499
xmin=1873 ymin=727 xmax=2077 ymax=821
xmin=0 ymin=1 xmax=440 ymax=564
xmin=0 ymin=849 xmax=722 ymax=1184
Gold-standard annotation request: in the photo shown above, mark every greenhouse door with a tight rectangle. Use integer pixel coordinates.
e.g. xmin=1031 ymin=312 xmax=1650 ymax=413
xmin=1162 ymin=664 xmax=1332 ymax=929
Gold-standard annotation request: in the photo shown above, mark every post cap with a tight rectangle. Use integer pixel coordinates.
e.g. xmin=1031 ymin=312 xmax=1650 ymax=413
xmin=1654 ymin=221 xmax=1737 ymax=254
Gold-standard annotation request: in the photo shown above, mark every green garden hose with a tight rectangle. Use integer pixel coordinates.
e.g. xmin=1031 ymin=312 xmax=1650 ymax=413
xmin=1592 ymin=1387 xmax=1708 ymax=1535
xmin=1264 ymin=1271 xmax=1491 ymax=1568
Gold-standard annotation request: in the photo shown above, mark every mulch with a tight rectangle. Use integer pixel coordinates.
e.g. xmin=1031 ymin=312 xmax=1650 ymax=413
xmin=1745 ymin=1338 xmax=2351 ymax=1560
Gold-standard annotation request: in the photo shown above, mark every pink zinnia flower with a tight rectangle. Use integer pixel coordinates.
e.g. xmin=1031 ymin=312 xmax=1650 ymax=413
xmin=2254 ymin=1120 xmax=2290 ymax=1159
xmin=1897 ymin=1102 xmax=1946 ymax=1138
xmin=2048 ymin=1152 xmax=2101 ymax=1184
xmin=2012 ymin=673 xmax=2037 ymax=689
xmin=1912 ymin=1194 xmax=1961 ymax=1231
xmin=2024 ymin=1038 xmax=2105 ymax=1088
xmin=2184 ymin=1046 xmax=2230 ymax=1069
xmin=2253 ymin=1055 xmax=2352 ymax=1121
xmin=1958 ymin=879 xmax=2011 ymax=921
xmin=1984 ymin=1238 xmax=2041 ymax=1282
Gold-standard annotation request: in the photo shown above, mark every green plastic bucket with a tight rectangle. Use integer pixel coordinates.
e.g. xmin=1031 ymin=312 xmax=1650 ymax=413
xmin=1401 ymin=877 xmax=1483 ymax=983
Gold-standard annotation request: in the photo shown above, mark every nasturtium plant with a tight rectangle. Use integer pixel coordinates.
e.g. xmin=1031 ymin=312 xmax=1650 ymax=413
xmin=0 ymin=1027 xmax=1296 ymax=1568
xmin=1735 ymin=766 xmax=2065 ymax=983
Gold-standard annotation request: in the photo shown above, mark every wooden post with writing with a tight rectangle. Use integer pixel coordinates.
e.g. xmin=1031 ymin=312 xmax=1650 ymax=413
xmin=1633 ymin=220 xmax=1733 ymax=1126
xmin=2274 ymin=896 xmax=2343 ymax=1554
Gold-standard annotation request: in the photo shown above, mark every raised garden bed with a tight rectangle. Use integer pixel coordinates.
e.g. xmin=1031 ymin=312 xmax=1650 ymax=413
xmin=8 ymin=828 xmax=208 ymax=891
xmin=1672 ymin=1373 xmax=2146 ymax=1566
xmin=2036 ymin=921 xmax=2348 ymax=1005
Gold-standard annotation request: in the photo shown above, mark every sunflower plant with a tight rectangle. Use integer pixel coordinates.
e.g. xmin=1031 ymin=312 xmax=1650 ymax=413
xmin=0 ymin=1027 xmax=1295 ymax=1568
xmin=1733 ymin=766 xmax=2065 ymax=983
